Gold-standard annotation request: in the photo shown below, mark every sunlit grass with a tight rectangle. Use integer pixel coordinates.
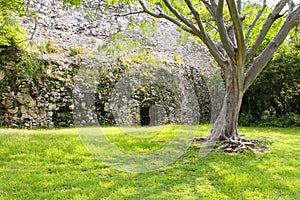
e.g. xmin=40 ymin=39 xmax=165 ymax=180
xmin=0 ymin=126 xmax=299 ymax=199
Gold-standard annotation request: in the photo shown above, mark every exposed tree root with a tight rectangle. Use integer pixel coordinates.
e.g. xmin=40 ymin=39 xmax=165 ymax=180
xmin=193 ymin=136 xmax=270 ymax=154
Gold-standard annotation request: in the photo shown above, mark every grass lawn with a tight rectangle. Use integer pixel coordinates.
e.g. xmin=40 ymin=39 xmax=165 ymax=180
xmin=0 ymin=125 xmax=299 ymax=199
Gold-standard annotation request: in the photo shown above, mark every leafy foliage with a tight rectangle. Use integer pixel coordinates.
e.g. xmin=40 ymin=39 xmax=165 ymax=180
xmin=241 ymin=43 xmax=300 ymax=120
xmin=0 ymin=0 xmax=26 ymax=52
xmin=239 ymin=112 xmax=300 ymax=127
xmin=69 ymin=45 xmax=84 ymax=56
xmin=15 ymin=55 xmax=45 ymax=79
xmin=242 ymin=4 xmax=284 ymax=50
xmin=37 ymin=40 xmax=57 ymax=54
xmin=62 ymin=0 xmax=81 ymax=6
xmin=240 ymin=39 xmax=299 ymax=127
xmin=0 ymin=0 xmax=25 ymax=15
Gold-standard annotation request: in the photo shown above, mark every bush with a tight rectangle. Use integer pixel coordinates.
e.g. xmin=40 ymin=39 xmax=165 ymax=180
xmin=239 ymin=113 xmax=256 ymax=126
xmin=239 ymin=112 xmax=300 ymax=127
xmin=241 ymin=43 xmax=299 ymax=121
xmin=69 ymin=46 xmax=83 ymax=56
xmin=38 ymin=41 xmax=57 ymax=53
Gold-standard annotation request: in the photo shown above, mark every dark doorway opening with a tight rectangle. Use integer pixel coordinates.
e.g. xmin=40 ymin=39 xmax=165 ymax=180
xmin=140 ymin=100 xmax=155 ymax=126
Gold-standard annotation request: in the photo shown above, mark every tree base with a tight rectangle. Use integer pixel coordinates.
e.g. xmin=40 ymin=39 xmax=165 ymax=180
xmin=193 ymin=136 xmax=269 ymax=154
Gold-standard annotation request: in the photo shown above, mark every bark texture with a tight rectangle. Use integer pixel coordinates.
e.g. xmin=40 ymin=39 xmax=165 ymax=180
xmin=207 ymin=61 xmax=245 ymax=141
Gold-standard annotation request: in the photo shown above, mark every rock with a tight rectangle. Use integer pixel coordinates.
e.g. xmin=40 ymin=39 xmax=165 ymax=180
xmin=0 ymin=1 xmax=213 ymax=128
xmin=28 ymin=109 xmax=38 ymax=119
xmin=80 ymin=102 xmax=87 ymax=110
xmin=5 ymin=86 xmax=11 ymax=92
xmin=20 ymin=105 xmax=27 ymax=114
xmin=11 ymin=116 xmax=19 ymax=121
xmin=16 ymin=93 xmax=36 ymax=108
xmin=224 ymin=148 xmax=234 ymax=153
xmin=11 ymin=123 xmax=19 ymax=128
xmin=4 ymin=98 xmax=15 ymax=109
xmin=58 ymin=122 xmax=66 ymax=126
xmin=49 ymin=103 xmax=57 ymax=110
xmin=0 ymin=70 xmax=5 ymax=81
xmin=69 ymin=104 xmax=74 ymax=110
xmin=8 ymin=107 xmax=18 ymax=114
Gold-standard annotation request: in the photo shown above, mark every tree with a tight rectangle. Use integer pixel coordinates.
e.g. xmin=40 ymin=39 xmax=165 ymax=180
xmin=127 ymin=0 xmax=300 ymax=142
xmin=67 ymin=0 xmax=300 ymax=144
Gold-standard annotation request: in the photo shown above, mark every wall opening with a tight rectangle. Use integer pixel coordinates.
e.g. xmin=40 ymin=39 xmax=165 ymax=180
xmin=140 ymin=99 xmax=156 ymax=126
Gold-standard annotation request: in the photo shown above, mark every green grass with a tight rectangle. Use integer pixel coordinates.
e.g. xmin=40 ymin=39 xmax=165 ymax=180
xmin=0 ymin=126 xmax=299 ymax=199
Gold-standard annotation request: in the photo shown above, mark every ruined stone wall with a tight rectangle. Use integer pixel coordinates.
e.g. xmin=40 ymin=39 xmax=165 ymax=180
xmin=0 ymin=0 xmax=215 ymax=128
xmin=0 ymin=56 xmax=212 ymax=128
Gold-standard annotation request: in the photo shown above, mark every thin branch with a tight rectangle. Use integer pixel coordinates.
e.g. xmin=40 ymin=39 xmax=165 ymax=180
xmin=184 ymin=0 xmax=203 ymax=31
xmin=162 ymin=0 xmax=200 ymax=32
xmin=139 ymin=0 xmax=195 ymax=35
xmin=210 ymin=0 xmax=217 ymax=8
xmin=203 ymin=19 xmax=219 ymax=31
xmin=288 ymin=0 xmax=295 ymax=14
xmin=183 ymin=0 xmax=213 ymax=43
xmin=25 ymin=18 xmax=38 ymax=49
xmin=201 ymin=0 xmax=214 ymax=16
xmin=246 ymin=0 xmax=289 ymax=60
xmin=245 ymin=0 xmax=267 ymax=44
xmin=115 ymin=11 xmax=144 ymax=17
xmin=237 ymin=0 xmax=242 ymax=14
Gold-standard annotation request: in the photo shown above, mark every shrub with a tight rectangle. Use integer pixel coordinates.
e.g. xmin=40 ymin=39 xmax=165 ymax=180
xmin=239 ymin=113 xmax=256 ymax=126
xmin=70 ymin=46 xmax=83 ymax=56
xmin=240 ymin=112 xmax=300 ymax=127
xmin=38 ymin=41 xmax=57 ymax=53
xmin=241 ymin=43 xmax=299 ymax=121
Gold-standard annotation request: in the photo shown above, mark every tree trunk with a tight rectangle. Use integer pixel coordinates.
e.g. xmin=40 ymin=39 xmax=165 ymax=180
xmin=207 ymin=64 xmax=244 ymax=141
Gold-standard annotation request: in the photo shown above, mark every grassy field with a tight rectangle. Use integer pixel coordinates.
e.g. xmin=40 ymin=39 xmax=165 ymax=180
xmin=0 ymin=125 xmax=299 ymax=199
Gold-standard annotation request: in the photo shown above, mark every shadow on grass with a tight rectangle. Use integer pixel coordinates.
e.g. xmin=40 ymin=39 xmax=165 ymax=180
xmin=0 ymin=127 xmax=299 ymax=199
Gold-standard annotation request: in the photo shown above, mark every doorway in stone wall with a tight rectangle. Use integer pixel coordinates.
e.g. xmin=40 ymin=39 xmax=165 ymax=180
xmin=140 ymin=99 xmax=156 ymax=126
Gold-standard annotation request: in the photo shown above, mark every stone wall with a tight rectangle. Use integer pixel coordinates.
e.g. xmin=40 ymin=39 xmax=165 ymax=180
xmin=0 ymin=53 xmax=77 ymax=127
xmin=0 ymin=56 xmax=212 ymax=128
xmin=94 ymin=61 xmax=212 ymax=126
xmin=0 ymin=0 xmax=216 ymax=128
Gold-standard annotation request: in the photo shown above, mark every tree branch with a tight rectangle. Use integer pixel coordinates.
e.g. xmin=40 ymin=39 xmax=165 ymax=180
xmin=184 ymin=0 xmax=204 ymax=32
xmin=226 ymin=0 xmax=246 ymax=63
xmin=246 ymin=0 xmax=289 ymax=60
xmin=244 ymin=5 xmax=300 ymax=91
xmin=182 ymin=0 xmax=229 ymax=68
xmin=115 ymin=11 xmax=144 ymax=17
xmin=237 ymin=0 xmax=242 ymax=14
xmin=245 ymin=0 xmax=267 ymax=44
xmin=139 ymin=0 xmax=195 ymax=35
xmin=201 ymin=0 xmax=214 ymax=16
xmin=212 ymin=0 xmax=236 ymax=61
xmin=162 ymin=0 xmax=196 ymax=29
xmin=139 ymin=0 xmax=227 ymax=67
xmin=25 ymin=18 xmax=38 ymax=49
